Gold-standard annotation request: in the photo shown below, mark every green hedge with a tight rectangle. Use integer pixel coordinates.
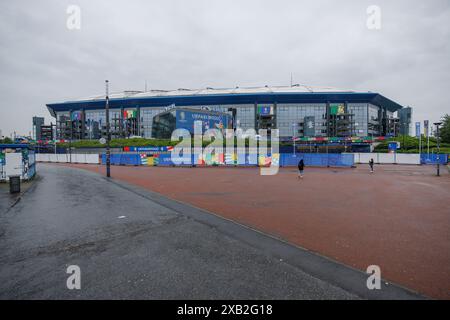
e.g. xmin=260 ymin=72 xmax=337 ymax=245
xmin=374 ymin=135 xmax=449 ymax=153
xmin=56 ymin=137 xmax=289 ymax=149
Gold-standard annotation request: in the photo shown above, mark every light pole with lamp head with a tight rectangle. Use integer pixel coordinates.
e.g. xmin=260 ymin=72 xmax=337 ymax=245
xmin=105 ymin=80 xmax=111 ymax=178
xmin=434 ymin=122 xmax=442 ymax=176
xmin=292 ymin=122 xmax=297 ymax=156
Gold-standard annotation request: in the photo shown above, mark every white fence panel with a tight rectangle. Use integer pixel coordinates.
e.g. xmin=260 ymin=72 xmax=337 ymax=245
xmin=85 ymin=154 xmax=100 ymax=164
xmin=56 ymin=154 xmax=69 ymax=163
xmin=395 ymin=153 xmax=420 ymax=165
xmin=72 ymin=154 xmax=84 ymax=163
xmin=377 ymin=153 xmax=395 ymax=164
xmin=48 ymin=154 xmax=58 ymax=162
xmin=36 ymin=153 xmax=99 ymax=164
xmin=349 ymin=153 xmax=420 ymax=165
xmin=357 ymin=153 xmax=374 ymax=164
xmin=36 ymin=154 xmax=48 ymax=162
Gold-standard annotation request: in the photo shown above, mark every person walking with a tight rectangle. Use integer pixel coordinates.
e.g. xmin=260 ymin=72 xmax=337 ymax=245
xmin=298 ymin=159 xmax=305 ymax=179
xmin=369 ymin=158 xmax=374 ymax=173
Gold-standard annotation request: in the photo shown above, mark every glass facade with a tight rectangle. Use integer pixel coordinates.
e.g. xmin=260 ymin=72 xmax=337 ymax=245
xmin=277 ymin=103 xmax=326 ymax=137
xmin=152 ymin=111 xmax=176 ymax=139
xmin=55 ymin=102 xmax=386 ymax=139
xmin=235 ymin=105 xmax=255 ymax=131
xmin=368 ymin=104 xmax=380 ymax=136
xmin=347 ymin=103 xmax=368 ymax=137
xmin=141 ymin=107 xmax=165 ymax=138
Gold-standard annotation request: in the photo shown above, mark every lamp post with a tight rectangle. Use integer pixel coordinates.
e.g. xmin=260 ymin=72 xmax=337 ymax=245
xmin=105 ymin=80 xmax=111 ymax=178
xmin=292 ymin=122 xmax=297 ymax=156
xmin=434 ymin=122 xmax=442 ymax=176
xmin=69 ymin=119 xmax=72 ymax=163
xmin=402 ymin=122 xmax=406 ymax=151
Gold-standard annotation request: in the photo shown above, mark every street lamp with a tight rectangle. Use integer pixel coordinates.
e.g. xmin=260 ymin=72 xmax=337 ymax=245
xmin=105 ymin=80 xmax=111 ymax=178
xmin=434 ymin=122 xmax=442 ymax=176
xmin=402 ymin=122 xmax=406 ymax=151
xmin=292 ymin=122 xmax=297 ymax=156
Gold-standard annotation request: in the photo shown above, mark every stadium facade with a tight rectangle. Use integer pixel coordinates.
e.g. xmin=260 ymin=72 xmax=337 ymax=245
xmin=46 ymin=85 xmax=408 ymax=141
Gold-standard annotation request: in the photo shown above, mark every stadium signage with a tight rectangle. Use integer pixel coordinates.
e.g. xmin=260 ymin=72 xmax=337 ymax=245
xmin=123 ymin=146 xmax=173 ymax=152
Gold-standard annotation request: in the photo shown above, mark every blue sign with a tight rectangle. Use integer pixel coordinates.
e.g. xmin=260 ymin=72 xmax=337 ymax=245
xmin=388 ymin=142 xmax=398 ymax=152
xmin=415 ymin=122 xmax=421 ymax=137
xmin=125 ymin=146 xmax=171 ymax=152
xmin=175 ymin=110 xmax=230 ymax=134
xmin=257 ymin=105 xmax=273 ymax=115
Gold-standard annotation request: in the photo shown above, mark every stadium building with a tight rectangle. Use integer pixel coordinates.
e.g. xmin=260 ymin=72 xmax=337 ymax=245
xmin=46 ymin=85 xmax=408 ymax=141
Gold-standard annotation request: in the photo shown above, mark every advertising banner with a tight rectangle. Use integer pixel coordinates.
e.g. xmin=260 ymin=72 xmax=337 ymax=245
xmin=123 ymin=110 xmax=137 ymax=119
xmin=71 ymin=111 xmax=82 ymax=121
xmin=176 ymin=110 xmax=230 ymax=134
xmin=124 ymin=146 xmax=174 ymax=152
xmin=415 ymin=122 xmax=421 ymax=137
xmin=303 ymin=116 xmax=315 ymax=137
xmin=330 ymin=104 xmax=345 ymax=115
xmin=257 ymin=105 xmax=274 ymax=115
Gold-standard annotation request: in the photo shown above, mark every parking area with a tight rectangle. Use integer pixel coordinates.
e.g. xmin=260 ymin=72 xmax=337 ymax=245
xmin=65 ymin=163 xmax=450 ymax=299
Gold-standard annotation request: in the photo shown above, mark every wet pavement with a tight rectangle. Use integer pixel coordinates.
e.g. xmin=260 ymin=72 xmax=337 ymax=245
xmin=0 ymin=164 xmax=422 ymax=299
xmin=64 ymin=163 xmax=450 ymax=299
xmin=0 ymin=179 xmax=35 ymax=215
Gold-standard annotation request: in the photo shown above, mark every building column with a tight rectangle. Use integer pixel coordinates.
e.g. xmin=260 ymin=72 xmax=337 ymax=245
xmin=136 ymin=106 xmax=141 ymax=137
xmin=326 ymin=102 xmax=331 ymax=137
xmin=254 ymin=102 xmax=258 ymax=132
xmin=81 ymin=109 xmax=86 ymax=140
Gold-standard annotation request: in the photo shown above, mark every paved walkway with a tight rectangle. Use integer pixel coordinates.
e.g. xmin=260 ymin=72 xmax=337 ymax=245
xmin=0 ymin=164 xmax=421 ymax=299
xmin=65 ymin=163 xmax=450 ymax=299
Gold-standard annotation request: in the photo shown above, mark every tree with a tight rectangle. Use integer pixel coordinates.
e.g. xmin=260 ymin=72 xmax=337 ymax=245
xmin=440 ymin=114 xmax=450 ymax=143
xmin=0 ymin=137 xmax=13 ymax=144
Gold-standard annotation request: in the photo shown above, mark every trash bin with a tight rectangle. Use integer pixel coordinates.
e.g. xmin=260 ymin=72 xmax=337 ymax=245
xmin=9 ymin=175 xmax=21 ymax=194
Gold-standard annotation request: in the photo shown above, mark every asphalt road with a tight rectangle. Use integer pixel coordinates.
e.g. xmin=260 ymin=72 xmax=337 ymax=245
xmin=0 ymin=164 xmax=422 ymax=299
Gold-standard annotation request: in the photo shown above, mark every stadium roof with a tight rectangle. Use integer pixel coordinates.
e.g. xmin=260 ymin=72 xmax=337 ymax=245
xmin=46 ymin=85 xmax=404 ymax=116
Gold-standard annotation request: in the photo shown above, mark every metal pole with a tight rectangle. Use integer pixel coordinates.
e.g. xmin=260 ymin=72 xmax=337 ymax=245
xmin=106 ymin=80 xmax=111 ymax=178
xmin=69 ymin=119 xmax=72 ymax=163
xmin=419 ymin=131 xmax=422 ymax=157
xmin=434 ymin=123 xmax=441 ymax=176
xmin=292 ymin=123 xmax=296 ymax=156
xmin=402 ymin=123 xmax=406 ymax=152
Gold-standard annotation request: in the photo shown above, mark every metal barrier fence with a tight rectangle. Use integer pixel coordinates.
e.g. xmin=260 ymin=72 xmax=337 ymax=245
xmin=37 ymin=151 xmax=448 ymax=167
xmin=350 ymin=153 xmax=421 ymax=165
xmin=420 ymin=154 xmax=449 ymax=165
xmin=280 ymin=153 xmax=354 ymax=167
xmin=36 ymin=153 xmax=100 ymax=164
xmin=100 ymin=152 xmax=355 ymax=167
xmin=100 ymin=154 xmax=141 ymax=166
xmin=350 ymin=153 xmax=449 ymax=165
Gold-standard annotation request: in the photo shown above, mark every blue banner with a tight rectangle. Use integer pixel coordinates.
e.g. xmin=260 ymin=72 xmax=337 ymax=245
xmin=175 ymin=110 xmax=230 ymax=134
xmin=388 ymin=142 xmax=398 ymax=152
xmin=124 ymin=146 xmax=171 ymax=152
xmin=415 ymin=122 xmax=421 ymax=137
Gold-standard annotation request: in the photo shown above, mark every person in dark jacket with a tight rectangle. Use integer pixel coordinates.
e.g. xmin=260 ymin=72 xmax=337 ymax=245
xmin=369 ymin=158 xmax=374 ymax=173
xmin=298 ymin=159 xmax=305 ymax=179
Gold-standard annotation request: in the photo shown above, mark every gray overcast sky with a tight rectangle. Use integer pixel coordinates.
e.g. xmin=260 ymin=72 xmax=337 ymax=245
xmin=0 ymin=0 xmax=449 ymax=137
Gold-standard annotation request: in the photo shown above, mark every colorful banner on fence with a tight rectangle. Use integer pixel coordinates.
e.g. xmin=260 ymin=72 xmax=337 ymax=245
xmin=124 ymin=146 xmax=174 ymax=152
